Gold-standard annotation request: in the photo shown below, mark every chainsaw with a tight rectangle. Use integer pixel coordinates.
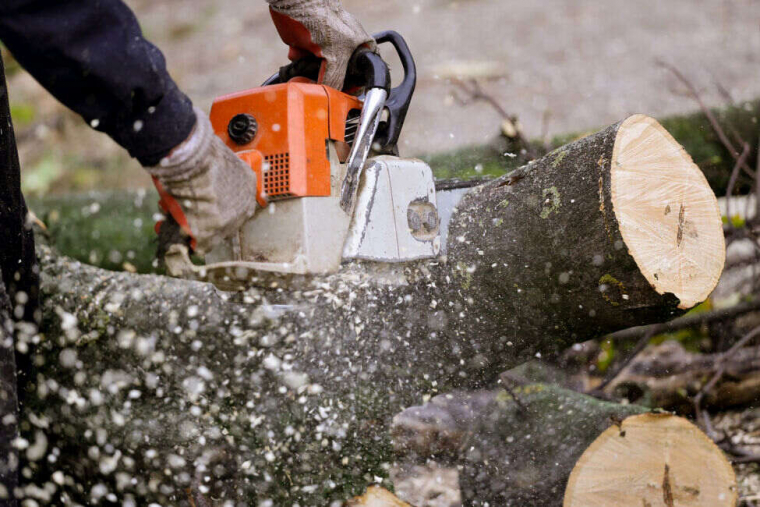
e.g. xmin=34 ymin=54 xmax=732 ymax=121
xmin=162 ymin=31 xmax=474 ymax=289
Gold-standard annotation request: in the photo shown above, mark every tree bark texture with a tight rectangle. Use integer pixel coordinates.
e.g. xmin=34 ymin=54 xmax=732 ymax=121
xmin=391 ymin=384 xmax=646 ymax=506
xmin=19 ymin=117 xmax=715 ymax=505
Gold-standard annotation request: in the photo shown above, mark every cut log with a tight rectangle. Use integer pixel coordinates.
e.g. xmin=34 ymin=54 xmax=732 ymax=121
xmin=393 ymin=389 xmax=737 ymax=507
xmin=347 ymin=486 xmax=413 ymax=507
xmin=564 ymin=413 xmax=737 ymax=507
xmin=392 ymin=384 xmax=647 ymax=506
xmin=20 ymin=115 xmax=725 ymax=505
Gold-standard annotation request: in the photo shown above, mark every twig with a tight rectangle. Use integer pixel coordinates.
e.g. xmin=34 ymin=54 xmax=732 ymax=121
xmin=718 ymin=441 xmax=760 ymax=465
xmin=500 ymin=379 xmax=531 ymax=415
xmin=592 ymin=329 xmax=657 ymax=394
xmin=540 ymin=109 xmax=552 ymax=152
xmin=656 ymin=60 xmax=756 ymax=179
xmin=607 ymin=300 xmax=760 ymax=342
xmin=756 ymin=136 xmax=760 ymax=222
xmin=713 ymin=77 xmax=735 ymax=106
xmin=726 ymin=142 xmax=751 ymax=230
xmin=694 ymin=324 xmax=760 ymax=434
xmin=450 ymin=78 xmax=537 ymax=160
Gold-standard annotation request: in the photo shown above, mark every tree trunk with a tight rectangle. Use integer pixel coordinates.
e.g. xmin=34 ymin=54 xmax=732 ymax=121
xmin=21 ymin=115 xmax=724 ymax=505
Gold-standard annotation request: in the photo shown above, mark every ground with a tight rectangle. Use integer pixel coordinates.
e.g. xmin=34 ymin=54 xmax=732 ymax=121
xmin=6 ymin=0 xmax=760 ymax=195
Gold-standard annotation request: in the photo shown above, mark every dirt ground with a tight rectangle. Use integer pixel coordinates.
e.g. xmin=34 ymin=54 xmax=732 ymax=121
xmin=6 ymin=0 xmax=760 ymax=194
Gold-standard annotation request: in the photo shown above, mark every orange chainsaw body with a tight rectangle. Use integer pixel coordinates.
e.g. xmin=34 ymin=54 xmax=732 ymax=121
xmin=209 ymin=81 xmax=362 ymax=206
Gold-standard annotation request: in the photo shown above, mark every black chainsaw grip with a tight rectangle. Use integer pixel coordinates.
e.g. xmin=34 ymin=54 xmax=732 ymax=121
xmin=372 ymin=30 xmax=417 ymax=152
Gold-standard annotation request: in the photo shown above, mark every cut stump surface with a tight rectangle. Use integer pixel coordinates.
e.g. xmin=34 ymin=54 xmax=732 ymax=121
xmin=564 ymin=413 xmax=737 ymax=507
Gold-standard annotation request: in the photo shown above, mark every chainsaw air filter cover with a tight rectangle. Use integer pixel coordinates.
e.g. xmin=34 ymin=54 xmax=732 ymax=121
xmin=209 ymin=82 xmax=362 ymax=205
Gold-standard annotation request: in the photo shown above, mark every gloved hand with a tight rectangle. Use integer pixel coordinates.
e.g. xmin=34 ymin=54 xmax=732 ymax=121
xmin=146 ymin=107 xmax=258 ymax=255
xmin=267 ymin=0 xmax=376 ymax=90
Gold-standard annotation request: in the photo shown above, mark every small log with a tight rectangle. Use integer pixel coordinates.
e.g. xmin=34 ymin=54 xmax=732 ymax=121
xmin=392 ymin=384 xmax=646 ymax=506
xmin=564 ymin=413 xmax=737 ymax=507
xmin=606 ymin=340 xmax=760 ymax=412
xmin=21 ymin=115 xmax=725 ymax=505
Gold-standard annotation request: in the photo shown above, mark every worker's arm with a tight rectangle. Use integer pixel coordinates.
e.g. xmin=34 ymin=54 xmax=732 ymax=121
xmin=0 ymin=0 xmax=195 ymax=166
xmin=0 ymin=0 xmax=257 ymax=254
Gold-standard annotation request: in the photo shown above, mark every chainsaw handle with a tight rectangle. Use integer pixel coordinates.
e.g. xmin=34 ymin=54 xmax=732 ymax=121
xmin=372 ymin=30 xmax=416 ymax=153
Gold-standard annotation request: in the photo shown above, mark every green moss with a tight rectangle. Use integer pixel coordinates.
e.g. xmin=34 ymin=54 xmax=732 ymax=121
xmin=551 ymin=149 xmax=568 ymax=168
xmin=539 ymin=186 xmax=561 ymax=219
xmin=455 ymin=262 xmax=474 ymax=290
xmin=598 ymin=273 xmax=626 ymax=307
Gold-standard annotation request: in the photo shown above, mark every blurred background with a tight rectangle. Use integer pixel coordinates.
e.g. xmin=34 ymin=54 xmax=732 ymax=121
xmin=5 ymin=0 xmax=760 ymax=196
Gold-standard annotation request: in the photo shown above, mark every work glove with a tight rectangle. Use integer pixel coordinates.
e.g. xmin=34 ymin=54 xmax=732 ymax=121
xmin=267 ymin=0 xmax=376 ymax=90
xmin=147 ymin=107 xmax=258 ymax=256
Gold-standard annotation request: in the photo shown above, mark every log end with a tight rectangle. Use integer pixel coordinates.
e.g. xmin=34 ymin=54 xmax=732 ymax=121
xmin=611 ymin=114 xmax=726 ymax=309
xmin=563 ymin=413 xmax=737 ymax=507
xmin=347 ymin=486 xmax=413 ymax=506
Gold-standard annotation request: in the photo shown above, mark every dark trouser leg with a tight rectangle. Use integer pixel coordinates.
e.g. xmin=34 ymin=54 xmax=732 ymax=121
xmin=0 ymin=54 xmax=38 ymax=507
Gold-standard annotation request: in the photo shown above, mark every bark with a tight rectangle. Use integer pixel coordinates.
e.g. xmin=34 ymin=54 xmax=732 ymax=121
xmin=20 ymin=117 xmax=715 ymax=505
xmin=391 ymin=384 xmax=646 ymax=506
xmin=606 ymin=340 xmax=760 ymax=412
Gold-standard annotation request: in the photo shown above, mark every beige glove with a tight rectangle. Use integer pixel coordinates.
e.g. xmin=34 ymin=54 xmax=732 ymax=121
xmin=147 ymin=107 xmax=258 ymax=255
xmin=267 ymin=0 xmax=376 ymax=90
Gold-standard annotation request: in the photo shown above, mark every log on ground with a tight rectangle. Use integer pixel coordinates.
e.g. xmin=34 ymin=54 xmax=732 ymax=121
xmin=19 ymin=115 xmax=725 ymax=505
xmin=564 ymin=413 xmax=736 ymax=507
xmin=392 ymin=384 xmax=647 ymax=506
xmin=392 ymin=386 xmax=736 ymax=507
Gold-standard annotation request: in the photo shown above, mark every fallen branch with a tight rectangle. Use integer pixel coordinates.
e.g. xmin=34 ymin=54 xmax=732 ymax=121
xmin=657 ymin=60 xmax=756 ymax=180
xmin=606 ymin=299 xmax=760 ymax=343
xmin=605 ymin=340 xmax=760 ymax=413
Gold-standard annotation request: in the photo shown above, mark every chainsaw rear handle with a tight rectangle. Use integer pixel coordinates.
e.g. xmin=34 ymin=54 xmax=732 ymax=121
xmin=371 ymin=30 xmax=416 ymax=153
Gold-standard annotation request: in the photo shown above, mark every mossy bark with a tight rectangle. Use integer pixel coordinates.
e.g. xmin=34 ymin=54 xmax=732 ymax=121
xmin=392 ymin=385 xmax=647 ymax=506
xmin=22 ymin=118 xmax=700 ymax=505
xmin=445 ymin=119 xmax=684 ymax=358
